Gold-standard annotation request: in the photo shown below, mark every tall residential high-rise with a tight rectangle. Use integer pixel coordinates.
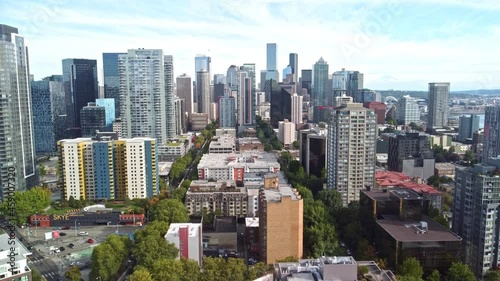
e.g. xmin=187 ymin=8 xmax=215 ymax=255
xmin=219 ymin=96 xmax=236 ymax=128
xmin=266 ymin=43 xmax=278 ymax=81
xmin=327 ymin=103 xmax=376 ymax=205
xmin=458 ymin=115 xmax=480 ymax=142
xmin=62 ymin=58 xmax=98 ymax=129
xmin=259 ymin=174 xmax=303 ymax=264
xmin=427 ymin=82 xmax=450 ymax=129
xmin=174 ymin=98 xmax=186 ymax=135
xmin=289 ymin=53 xmax=298 ymax=82
xmin=103 ymin=53 xmax=125 ymax=118
xmin=176 ymin=74 xmax=192 ymax=116
xmin=0 ymin=24 xmax=38 ymax=196
xmin=241 ymin=64 xmax=256 ymax=125
xmin=95 ymin=98 xmax=116 ymax=131
xmin=164 ymin=55 xmax=176 ymax=138
xmin=396 ymin=95 xmax=420 ymax=125
xmin=312 ymin=57 xmax=329 ymax=107
xmin=346 ymin=71 xmax=364 ymax=98
xmin=483 ymin=106 xmax=500 ymax=160
xmin=197 ymin=70 xmax=211 ymax=114
xmin=57 ymin=137 xmax=158 ymax=200
xmin=31 ymin=75 xmax=65 ymax=153
xmin=80 ymin=102 xmax=106 ymax=137
xmin=453 ymin=158 xmax=500 ymax=278
xmin=119 ymin=49 xmax=169 ymax=143
xmin=291 ymin=93 xmax=303 ymax=125
xmin=237 ymin=71 xmax=249 ymax=126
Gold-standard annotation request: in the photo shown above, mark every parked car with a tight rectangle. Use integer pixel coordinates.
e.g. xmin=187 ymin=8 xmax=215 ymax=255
xmin=59 ymin=232 xmax=67 ymax=236
xmin=27 ymin=246 xmax=34 ymax=250
xmin=87 ymin=238 xmax=94 ymax=244
xmin=59 ymin=247 xmax=65 ymax=252
xmin=68 ymin=243 xmax=75 ymax=249
xmin=79 ymin=231 xmax=88 ymax=236
xmin=54 ymin=248 xmax=60 ymax=253
xmin=247 ymin=258 xmax=257 ymax=265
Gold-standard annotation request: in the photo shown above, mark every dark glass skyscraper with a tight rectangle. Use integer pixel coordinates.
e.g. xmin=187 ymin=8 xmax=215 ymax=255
xmin=103 ymin=53 xmax=125 ymax=118
xmin=289 ymin=53 xmax=298 ymax=82
xmin=62 ymin=59 xmax=98 ymax=130
xmin=31 ymin=75 xmax=65 ymax=153
xmin=301 ymin=69 xmax=312 ymax=96
xmin=80 ymin=102 xmax=106 ymax=137
xmin=267 ymin=80 xmax=291 ymax=128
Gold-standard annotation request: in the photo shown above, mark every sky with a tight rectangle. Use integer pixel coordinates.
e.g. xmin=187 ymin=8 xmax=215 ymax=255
xmin=3 ymin=0 xmax=500 ymax=91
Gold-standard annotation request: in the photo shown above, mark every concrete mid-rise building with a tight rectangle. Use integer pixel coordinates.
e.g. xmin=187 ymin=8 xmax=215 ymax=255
xmin=327 ymin=103 xmax=377 ymax=205
xmin=165 ymin=223 xmax=203 ymax=266
xmin=396 ymin=95 xmax=420 ymax=125
xmin=219 ymin=96 xmax=236 ymax=128
xmin=185 ymin=180 xmax=247 ymax=216
xmin=157 ymin=136 xmax=190 ymax=162
xmin=209 ymin=134 xmax=236 ymax=154
xmin=453 ymin=158 xmax=500 ymax=278
xmin=427 ymin=82 xmax=450 ymax=129
xmin=363 ymin=102 xmax=386 ymax=125
xmin=259 ymin=174 xmax=303 ymax=264
xmin=190 ymin=113 xmax=208 ymax=131
xmin=57 ymin=136 xmax=158 ymax=200
xmin=278 ymin=119 xmax=296 ymax=148
xmin=387 ymin=132 xmax=435 ymax=180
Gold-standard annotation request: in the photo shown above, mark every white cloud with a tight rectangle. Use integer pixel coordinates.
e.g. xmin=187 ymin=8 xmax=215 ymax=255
xmin=4 ymin=0 xmax=500 ymax=90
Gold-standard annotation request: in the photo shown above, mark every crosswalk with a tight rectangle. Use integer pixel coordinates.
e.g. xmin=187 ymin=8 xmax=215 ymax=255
xmin=42 ymin=272 xmax=58 ymax=280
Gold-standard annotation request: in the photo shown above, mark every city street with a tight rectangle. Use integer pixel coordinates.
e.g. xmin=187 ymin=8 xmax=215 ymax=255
xmin=4 ymin=223 xmax=141 ymax=281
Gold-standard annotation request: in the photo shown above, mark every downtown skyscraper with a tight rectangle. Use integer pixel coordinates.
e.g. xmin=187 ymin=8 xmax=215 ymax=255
xmin=103 ymin=53 xmax=125 ymax=118
xmin=483 ymin=105 xmax=500 ymax=161
xmin=312 ymin=57 xmax=329 ymax=107
xmin=196 ymin=70 xmax=211 ymax=115
xmin=62 ymin=58 xmax=98 ymax=131
xmin=119 ymin=49 xmax=175 ymax=144
xmin=289 ymin=53 xmax=298 ymax=82
xmin=427 ymin=82 xmax=450 ymax=129
xmin=0 ymin=24 xmax=37 ymax=197
xmin=176 ymin=74 xmax=193 ymax=116
xmin=266 ymin=43 xmax=278 ymax=81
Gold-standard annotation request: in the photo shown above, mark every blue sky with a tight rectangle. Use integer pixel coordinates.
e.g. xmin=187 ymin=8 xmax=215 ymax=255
xmin=3 ymin=0 xmax=500 ymax=90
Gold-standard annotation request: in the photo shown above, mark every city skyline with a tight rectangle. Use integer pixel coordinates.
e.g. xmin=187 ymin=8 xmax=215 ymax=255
xmin=3 ymin=0 xmax=500 ymax=90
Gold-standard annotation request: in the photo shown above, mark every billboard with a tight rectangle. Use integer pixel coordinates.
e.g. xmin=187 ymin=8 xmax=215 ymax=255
xmin=44 ymin=232 xmax=53 ymax=240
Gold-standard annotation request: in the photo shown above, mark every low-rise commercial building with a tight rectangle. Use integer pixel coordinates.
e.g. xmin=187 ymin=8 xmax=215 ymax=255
xmin=165 ymin=223 xmax=203 ymax=266
xmin=0 ymin=233 xmax=32 ymax=281
xmin=197 ymin=152 xmax=280 ymax=182
xmin=185 ymin=180 xmax=247 ymax=216
xmin=209 ymin=134 xmax=236 ymax=154
xmin=158 ymin=137 xmax=190 ymax=162
xmin=237 ymin=138 xmax=264 ymax=152
xmin=434 ymin=163 xmax=455 ymax=178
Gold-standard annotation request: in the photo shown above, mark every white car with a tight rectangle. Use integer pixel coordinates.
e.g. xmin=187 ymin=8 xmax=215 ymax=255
xmin=78 ymin=231 xmax=88 ymax=236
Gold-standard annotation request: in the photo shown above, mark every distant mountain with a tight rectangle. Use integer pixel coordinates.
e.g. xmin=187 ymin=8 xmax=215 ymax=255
xmin=377 ymin=89 xmax=500 ymax=100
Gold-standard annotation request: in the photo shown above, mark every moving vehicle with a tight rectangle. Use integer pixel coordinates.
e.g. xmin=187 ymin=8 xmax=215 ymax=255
xmin=68 ymin=243 xmax=75 ymax=249
xmin=59 ymin=247 xmax=65 ymax=252
xmin=87 ymin=238 xmax=94 ymax=244
xmin=78 ymin=231 xmax=88 ymax=236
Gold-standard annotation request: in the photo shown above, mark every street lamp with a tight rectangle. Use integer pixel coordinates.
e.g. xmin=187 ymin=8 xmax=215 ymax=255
xmin=74 ymin=219 xmax=79 ymax=236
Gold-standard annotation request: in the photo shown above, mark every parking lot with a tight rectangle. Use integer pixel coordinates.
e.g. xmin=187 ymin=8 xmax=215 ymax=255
xmin=7 ymin=223 xmax=140 ymax=281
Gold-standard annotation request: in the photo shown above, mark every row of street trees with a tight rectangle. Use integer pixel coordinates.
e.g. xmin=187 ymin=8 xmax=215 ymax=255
xmin=89 ymin=235 xmax=132 ymax=280
xmin=256 ymin=116 xmax=283 ymax=151
xmin=396 ymin=257 xmax=477 ymax=281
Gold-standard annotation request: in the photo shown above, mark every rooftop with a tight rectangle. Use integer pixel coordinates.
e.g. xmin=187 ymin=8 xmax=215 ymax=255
xmin=435 ymin=162 xmax=455 ymax=170
xmin=237 ymin=137 xmax=262 ymax=145
xmin=166 ymin=223 xmax=201 ymax=238
xmin=158 ymin=162 xmax=173 ymax=176
xmin=198 ymin=152 xmax=280 ymax=169
xmin=377 ymin=215 xmax=462 ymax=242
xmin=0 ymin=233 xmax=31 ymax=264
xmin=262 ymin=184 xmax=301 ymax=202
xmin=375 ymin=171 xmax=440 ymax=195
xmin=245 ymin=217 xmax=259 ymax=228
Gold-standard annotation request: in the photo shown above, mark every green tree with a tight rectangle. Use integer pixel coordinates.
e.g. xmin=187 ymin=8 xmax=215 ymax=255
xmin=358 ymin=266 xmax=369 ymax=275
xmin=90 ymin=243 xmax=121 ymax=281
xmin=127 ymin=268 xmax=154 ymax=281
xmin=150 ymin=258 xmax=184 ymax=281
xmin=276 ymin=256 xmax=299 ymax=262
xmin=65 ymin=266 xmax=81 ymax=281
xmin=397 ymin=276 xmax=423 ymax=281
xmin=38 ymin=164 xmax=47 ymax=177
xmin=179 ymin=258 xmax=202 ymax=281
xmin=317 ymin=189 xmax=343 ymax=217
xmin=464 ymin=150 xmax=474 ymax=162
xmin=0 ymin=187 xmax=51 ymax=225
xmin=446 ymin=262 xmax=475 ymax=281
xmin=398 ymin=258 xmax=423 ymax=279
xmin=201 ymin=257 xmax=247 ymax=281
xmin=150 ymin=199 xmax=189 ymax=224
xmin=484 ymin=270 xmax=500 ymax=281
xmin=133 ymin=222 xmax=179 ymax=270
xmin=171 ymin=187 xmax=187 ymax=201
xmin=426 ymin=269 xmax=440 ymax=281
xmin=248 ymin=262 xmax=269 ymax=280
xmin=292 ymin=140 xmax=300 ymax=149
xmin=31 ymin=269 xmax=44 ymax=281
